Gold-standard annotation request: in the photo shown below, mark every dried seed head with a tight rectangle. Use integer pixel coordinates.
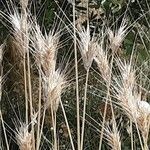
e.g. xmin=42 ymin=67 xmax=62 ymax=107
xmin=33 ymin=25 xmax=58 ymax=75
xmin=16 ymin=123 xmax=32 ymax=150
xmin=114 ymin=60 xmax=150 ymax=142
xmin=94 ymin=45 xmax=110 ymax=81
xmin=114 ymin=61 xmax=139 ymax=119
xmin=103 ymin=123 xmax=121 ymax=150
xmin=108 ymin=22 xmax=127 ymax=52
xmin=10 ymin=10 xmax=29 ymax=61
xmin=78 ymin=26 xmax=97 ymax=70
xmin=43 ymin=70 xmax=66 ymax=112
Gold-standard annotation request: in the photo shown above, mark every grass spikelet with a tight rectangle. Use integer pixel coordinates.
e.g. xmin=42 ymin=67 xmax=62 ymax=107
xmin=114 ymin=60 xmax=138 ymax=119
xmin=16 ymin=123 xmax=32 ymax=150
xmin=32 ymin=21 xmax=68 ymax=149
xmin=78 ymin=25 xmax=97 ymax=70
xmin=10 ymin=12 xmax=28 ymax=61
xmin=32 ymin=22 xmax=65 ymax=112
xmin=33 ymin=24 xmax=59 ymax=75
xmin=103 ymin=122 xmax=121 ymax=150
xmin=43 ymin=70 xmax=66 ymax=112
xmin=108 ymin=20 xmax=128 ymax=53
xmin=94 ymin=43 xmax=111 ymax=81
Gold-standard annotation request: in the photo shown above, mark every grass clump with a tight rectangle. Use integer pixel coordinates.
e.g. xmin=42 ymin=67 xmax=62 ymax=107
xmin=0 ymin=0 xmax=150 ymax=149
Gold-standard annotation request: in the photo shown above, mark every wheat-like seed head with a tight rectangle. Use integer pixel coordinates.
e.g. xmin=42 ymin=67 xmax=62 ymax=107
xmin=32 ymin=23 xmax=65 ymax=113
xmin=114 ymin=60 xmax=150 ymax=142
xmin=11 ymin=13 xmax=21 ymax=31
xmin=10 ymin=10 xmax=29 ymax=62
xmin=103 ymin=122 xmax=121 ymax=150
xmin=43 ymin=70 xmax=66 ymax=112
xmin=94 ymin=44 xmax=111 ymax=81
xmin=16 ymin=123 xmax=32 ymax=150
xmin=78 ymin=25 xmax=97 ymax=70
xmin=114 ymin=62 xmax=139 ymax=118
xmin=33 ymin=24 xmax=58 ymax=76
xmin=108 ymin=22 xmax=127 ymax=53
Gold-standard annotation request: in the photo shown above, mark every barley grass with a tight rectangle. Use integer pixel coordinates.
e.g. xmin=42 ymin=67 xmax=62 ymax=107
xmin=0 ymin=0 xmax=150 ymax=149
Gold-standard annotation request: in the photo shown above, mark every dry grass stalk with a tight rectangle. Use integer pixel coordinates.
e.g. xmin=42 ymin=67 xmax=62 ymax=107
xmin=0 ymin=111 xmax=10 ymax=150
xmin=77 ymin=24 xmax=99 ymax=149
xmin=16 ymin=123 xmax=32 ymax=150
xmin=33 ymin=24 xmax=65 ymax=149
xmin=9 ymin=3 xmax=35 ymax=148
xmin=0 ymin=44 xmax=4 ymax=102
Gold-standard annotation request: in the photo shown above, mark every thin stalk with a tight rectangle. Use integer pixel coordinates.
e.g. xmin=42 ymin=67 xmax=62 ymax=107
xmin=130 ymin=120 xmax=134 ymax=150
xmin=99 ymin=53 xmax=116 ymax=149
xmin=21 ymin=6 xmax=29 ymax=126
xmin=54 ymin=112 xmax=57 ymax=150
xmin=23 ymin=42 xmax=28 ymax=125
xmin=27 ymin=47 xmax=35 ymax=150
xmin=143 ymin=120 xmax=150 ymax=150
xmin=143 ymin=138 xmax=148 ymax=150
xmin=80 ymin=68 xmax=89 ymax=150
xmin=38 ymin=108 xmax=46 ymax=150
xmin=36 ymin=68 xmax=42 ymax=150
xmin=98 ymin=92 xmax=109 ymax=150
xmin=135 ymin=120 xmax=144 ymax=150
xmin=50 ymin=105 xmax=57 ymax=150
xmin=60 ymin=100 xmax=75 ymax=150
xmin=0 ymin=111 xmax=9 ymax=150
xmin=73 ymin=1 xmax=80 ymax=150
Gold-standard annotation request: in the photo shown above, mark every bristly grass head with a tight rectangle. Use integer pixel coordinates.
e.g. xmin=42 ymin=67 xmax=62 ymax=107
xmin=78 ymin=25 xmax=98 ymax=70
xmin=9 ymin=7 xmax=30 ymax=63
xmin=31 ymin=22 xmax=68 ymax=113
xmin=113 ymin=59 xmax=150 ymax=144
xmin=42 ymin=69 xmax=67 ymax=112
xmin=15 ymin=123 xmax=32 ymax=150
xmin=32 ymin=23 xmax=59 ymax=76
xmin=94 ymin=42 xmax=111 ymax=81
xmin=108 ymin=19 xmax=128 ymax=53
xmin=103 ymin=121 xmax=121 ymax=150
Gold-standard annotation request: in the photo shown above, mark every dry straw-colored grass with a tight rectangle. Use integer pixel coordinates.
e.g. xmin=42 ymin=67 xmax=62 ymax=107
xmin=0 ymin=0 xmax=150 ymax=150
